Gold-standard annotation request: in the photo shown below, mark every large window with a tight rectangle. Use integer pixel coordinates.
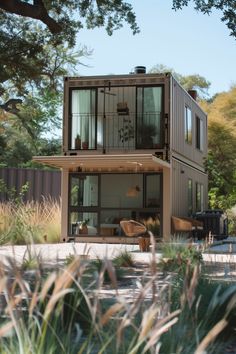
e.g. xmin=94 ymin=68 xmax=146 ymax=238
xmin=196 ymin=116 xmax=204 ymax=151
xmin=101 ymin=174 xmax=143 ymax=209
xmin=185 ymin=105 xmax=192 ymax=144
xmin=68 ymin=173 xmax=162 ymax=236
xmin=136 ymin=86 xmax=163 ymax=148
xmin=196 ymin=182 xmax=204 ymax=212
xmin=70 ymin=89 xmax=96 ymax=150
xmin=69 ymin=212 xmax=98 ymax=235
xmin=145 ymin=174 xmax=161 ymax=207
xmin=69 ymin=175 xmax=98 ymax=235
xmin=70 ymin=175 xmax=98 ymax=207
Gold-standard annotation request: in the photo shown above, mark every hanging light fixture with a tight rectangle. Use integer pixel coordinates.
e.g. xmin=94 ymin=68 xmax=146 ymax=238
xmin=126 ymin=162 xmax=142 ymax=197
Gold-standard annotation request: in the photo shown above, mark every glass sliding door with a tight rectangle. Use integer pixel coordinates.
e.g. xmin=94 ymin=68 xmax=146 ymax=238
xmin=136 ymin=86 xmax=163 ymax=149
xmin=68 ymin=173 xmax=162 ymax=237
xmin=69 ymin=175 xmax=98 ymax=236
xmin=70 ymin=175 xmax=98 ymax=207
xmin=145 ymin=174 xmax=161 ymax=207
xmin=97 ymin=86 xmax=136 ymax=149
xmin=70 ymin=89 xmax=96 ymax=149
xmin=101 ymin=174 xmax=143 ymax=209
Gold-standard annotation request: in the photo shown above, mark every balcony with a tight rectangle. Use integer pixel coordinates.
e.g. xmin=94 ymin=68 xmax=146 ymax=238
xmin=70 ymin=111 xmax=163 ymax=151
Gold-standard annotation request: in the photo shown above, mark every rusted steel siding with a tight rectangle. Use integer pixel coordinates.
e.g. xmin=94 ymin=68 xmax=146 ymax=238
xmin=171 ymin=158 xmax=208 ymax=217
xmin=0 ymin=168 xmax=61 ymax=202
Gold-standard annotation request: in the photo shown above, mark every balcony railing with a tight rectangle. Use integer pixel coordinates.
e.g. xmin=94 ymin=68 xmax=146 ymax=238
xmin=70 ymin=111 xmax=162 ymax=150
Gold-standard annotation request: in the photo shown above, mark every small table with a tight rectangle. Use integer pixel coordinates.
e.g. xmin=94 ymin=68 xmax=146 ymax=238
xmin=100 ymin=224 xmax=119 ymax=236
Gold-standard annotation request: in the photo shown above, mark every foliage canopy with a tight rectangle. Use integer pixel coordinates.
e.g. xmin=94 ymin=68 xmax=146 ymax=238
xmin=172 ymin=0 xmax=236 ymax=38
xmin=149 ymin=64 xmax=211 ymax=99
xmin=200 ymin=86 xmax=236 ymax=210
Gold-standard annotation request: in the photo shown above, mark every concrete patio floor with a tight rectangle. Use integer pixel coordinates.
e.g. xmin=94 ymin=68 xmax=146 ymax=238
xmin=0 ymin=238 xmax=236 ymax=266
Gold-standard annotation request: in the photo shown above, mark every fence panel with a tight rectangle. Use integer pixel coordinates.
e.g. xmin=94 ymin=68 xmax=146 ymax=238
xmin=0 ymin=168 xmax=61 ymax=202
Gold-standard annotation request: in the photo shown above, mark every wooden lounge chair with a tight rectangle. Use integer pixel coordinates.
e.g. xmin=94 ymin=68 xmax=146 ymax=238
xmin=171 ymin=216 xmax=193 ymax=239
xmin=120 ymin=220 xmax=150 ymax=252
xmin=171 ymin=216 xmax=204 ymax=240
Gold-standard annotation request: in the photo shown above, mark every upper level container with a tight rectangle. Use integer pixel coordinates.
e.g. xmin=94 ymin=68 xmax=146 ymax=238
xmin=63 ymin=72 xmax=207 ymax=169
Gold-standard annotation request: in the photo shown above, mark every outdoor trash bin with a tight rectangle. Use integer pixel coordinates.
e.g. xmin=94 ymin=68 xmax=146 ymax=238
xmin=195 ymin=209 xmax=228 ymax=240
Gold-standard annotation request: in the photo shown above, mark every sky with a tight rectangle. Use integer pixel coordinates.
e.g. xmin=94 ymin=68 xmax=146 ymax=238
xmin=76 ymin=0 xmax=236 ymax=97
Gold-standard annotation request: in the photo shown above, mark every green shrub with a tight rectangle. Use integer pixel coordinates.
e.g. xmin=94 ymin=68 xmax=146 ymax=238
xmin=21 ymin=244 xmax=42 ymax=271
xmin=160 ymin=241 xmax=203 ymax=274
xmin=161 ymin=276 xmax=236 ymax=354
xmin=112 ymin=250 xmax=135 ymax=267
xmin=89 ymin=257 xmax=124 ymax=282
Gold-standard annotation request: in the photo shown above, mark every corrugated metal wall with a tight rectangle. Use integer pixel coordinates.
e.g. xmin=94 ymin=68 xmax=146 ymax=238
xmin=0 ymin=168 xmax=61 ymax=202
xmin=171 ymin=158 xmax=208 ymax=217
xmin=170 ymin=78 xmax=207 ymax=167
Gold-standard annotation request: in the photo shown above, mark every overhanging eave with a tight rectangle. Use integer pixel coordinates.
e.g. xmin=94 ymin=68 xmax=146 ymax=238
xmin=33 ymin=154 xmax=170 ymax=172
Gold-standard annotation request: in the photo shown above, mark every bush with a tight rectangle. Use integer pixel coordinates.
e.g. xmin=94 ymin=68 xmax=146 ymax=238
xmin=0 ymin=198 xmax=61 ymax=245
xmin=161 ymin=276 xmax=236 ymax=354
xmin=160 ymin=240 xmax=203 ymax=274
xmin=112 ymin=250 xmax=135 ymax=267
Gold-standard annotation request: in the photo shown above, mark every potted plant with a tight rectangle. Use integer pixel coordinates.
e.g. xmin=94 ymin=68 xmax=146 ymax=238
xmin=138 ymin=123 xmax=157 ymax=148
xmin=82 ymin=141 xmax=89 ymax=149
xmin=82 ymin=122 xmax=89 ymax=149
xmin=75 ymin=134 xmax=81 ymax=149
xmin=78 ymin=218 xmax=90 ymax=234
xmin=118 ymin=118 xmax=135 ymax=143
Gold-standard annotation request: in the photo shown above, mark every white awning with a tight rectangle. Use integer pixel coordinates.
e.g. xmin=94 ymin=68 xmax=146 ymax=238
xmin=33 ymin=153 xmax=170 ymax=172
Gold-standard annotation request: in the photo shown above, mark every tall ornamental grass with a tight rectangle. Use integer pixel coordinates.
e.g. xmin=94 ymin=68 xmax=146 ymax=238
xmin=0 ymin=239 xmax=235 ymax=354
xmin=0 ymin=198 xmax=61 ymax=245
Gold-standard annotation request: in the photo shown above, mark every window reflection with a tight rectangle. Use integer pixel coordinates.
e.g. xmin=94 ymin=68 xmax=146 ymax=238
xmin=70 ymin=175 xmax=98 ymax=207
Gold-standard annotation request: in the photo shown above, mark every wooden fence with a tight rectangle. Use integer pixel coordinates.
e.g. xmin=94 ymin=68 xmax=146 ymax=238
xmin=0 ymin=167 xmax=61 ymax=202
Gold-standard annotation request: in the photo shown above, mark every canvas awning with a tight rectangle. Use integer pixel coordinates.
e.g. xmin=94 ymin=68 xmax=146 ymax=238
xmin=33 ymin=153 xmax=170 ymax=172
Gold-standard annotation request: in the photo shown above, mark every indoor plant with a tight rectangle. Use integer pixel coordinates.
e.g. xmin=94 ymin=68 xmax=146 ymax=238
xmin=75 ymin=134 xmax=81 ymax=149
xmin=77 ymin=218 xmax=90 ymax=234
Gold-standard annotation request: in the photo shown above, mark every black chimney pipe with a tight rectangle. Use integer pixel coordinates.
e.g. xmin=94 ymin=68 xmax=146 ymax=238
xmin=134 ymin=66 xmax=146 ymax=74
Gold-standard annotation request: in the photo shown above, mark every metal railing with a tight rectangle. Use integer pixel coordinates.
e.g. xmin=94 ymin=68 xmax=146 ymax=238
xmin=70 ymin=111 xmax=162 ymax=150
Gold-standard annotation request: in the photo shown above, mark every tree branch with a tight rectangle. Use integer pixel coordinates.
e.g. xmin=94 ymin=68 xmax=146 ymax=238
xmin=0 ymin=99 xmax=22 ymax=114
xmin=0 ymin=0 xmax=62 ymax=33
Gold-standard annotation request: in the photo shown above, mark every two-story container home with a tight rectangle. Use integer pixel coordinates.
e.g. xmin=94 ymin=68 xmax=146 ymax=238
xmin=34 ymin=67 xmax=208 ymax=242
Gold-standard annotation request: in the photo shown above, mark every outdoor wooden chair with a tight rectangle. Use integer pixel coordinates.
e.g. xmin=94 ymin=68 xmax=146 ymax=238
xmin=171 ymin=216 xmax=204 ymax=240
xmin=120 ymin=220 xmax=150 ymax=252
xmin=171 ymin=216 xmax=193 ymax=238
xmin=180 ymin=217 xmax=204 ymax=240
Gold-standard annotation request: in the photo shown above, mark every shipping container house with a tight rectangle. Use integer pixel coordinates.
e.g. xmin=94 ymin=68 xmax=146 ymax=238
xmin=34 ymin=69 xmax=208 ymax=242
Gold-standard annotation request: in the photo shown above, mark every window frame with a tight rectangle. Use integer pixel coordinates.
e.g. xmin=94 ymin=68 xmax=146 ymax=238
xmin=69 ymin=87 xmax=97 ymax=150
xmin=196 ymin=182 xmax=204 ymax=212
xmin=136 ymin=84 xmax=165 ymax=149
xmin=188 ymin=178 xmax=193 ymax=216
xmin=68 ymin=172 xmax=163 ymax=236
xmin=196 ymin=115 xmax=204 ymax=151
xmin=184 ymin=105 xmax=192 ymax=144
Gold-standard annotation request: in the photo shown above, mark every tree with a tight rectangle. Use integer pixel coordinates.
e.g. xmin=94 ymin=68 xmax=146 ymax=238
xmin=0 ymin=107 xmax=62 ymax=167
xmin=0 ymin=1 xmax=138 ymax=96
xmin=0 ymin=0 xmax=139 ymax=141
xmin=200 ymin=85 xmax=236 ymax=210
xmin=0 ymin=41 xmax=81 ymax=159
xmin=149 ymin=64 xmax=211 ymax=98
xmin=172 ymin=0 xmax=236 ymax=38
xmin=0 ymin=1 xmax=139 ymax=37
